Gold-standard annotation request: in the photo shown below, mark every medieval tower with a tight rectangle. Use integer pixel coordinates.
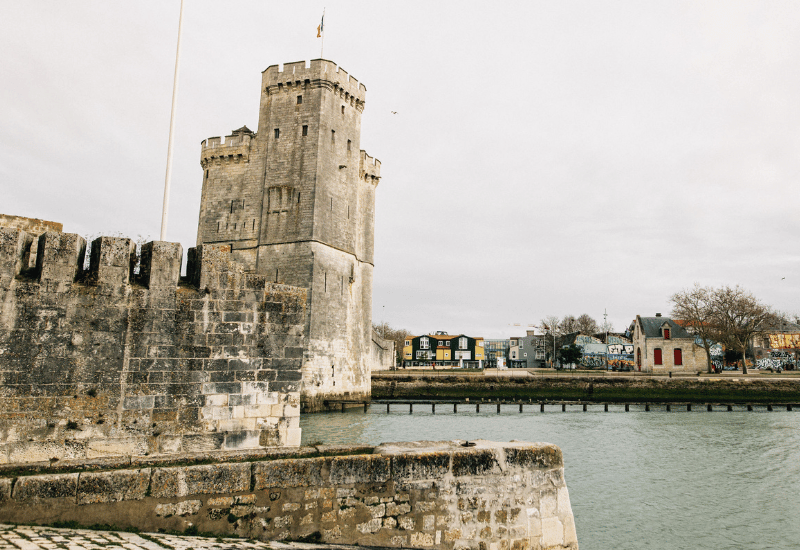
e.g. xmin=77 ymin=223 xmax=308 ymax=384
xmin=197 ymin=59 xmax=381 ymax=411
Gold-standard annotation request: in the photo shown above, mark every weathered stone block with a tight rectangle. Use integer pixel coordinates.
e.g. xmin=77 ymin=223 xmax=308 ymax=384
xmin=12 ymin=473 xmax=78 ymax=502
xmin=155 ymin=499 xmax=203 ymax=517
xmin=37 ymin=231 xmax=86 ymax=291
xmin=77 ymin=468 xmax=151 ymax=504
xmin=330 ymin=454 xmax=390 ymax=485
xmin=253 ymin=457 xmax=326 ymax=489
xmin=0 ymin=477 xmax=12 ymax=504
xmin=504 ymin=445 xmax=562 ymax=470
xmin=88 ymin=236 xmax=135 ymax=289
xmin=138 ymin=241 xmax=182 ymax=290
xmin=391 ymin=451 xmax=450 ymax=481
xmin=452 ymin=448 xmax=501 ymax=477
xmin=151 ymin=462 xmax=250 ymax=498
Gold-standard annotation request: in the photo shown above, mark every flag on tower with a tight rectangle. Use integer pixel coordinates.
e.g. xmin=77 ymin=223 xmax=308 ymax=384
xmin=317 ymin=12 xmax=324 ymax=37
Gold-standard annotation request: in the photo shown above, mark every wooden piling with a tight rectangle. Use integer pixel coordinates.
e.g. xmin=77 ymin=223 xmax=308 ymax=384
xmin=476 ymin=404 xmax=480 ymax=413
xmin=645 ymin=404 xmax=650 ymax=412
xmin=707 ymin=404 xmax=712 ymax=412
xmin=687 ymin=403 xmax=692 ymax=411
xmin=767 ymin=404 xmax=773 ymax=411
xmin=604 ymin=403 xmax=608 ymax=412
xmin=497 ymin=403 xmax=501 ymax=414
xmin=540 ymin=403 xmax=545 ymax=412
xmin=387 ymin=403 xmax=390 ymax=413
xmin=788 ymin=405 xmax=793 ymax=411
xmin=409 ymin=403 xmax=413 ymax=414
xmin=625 ymin=404 xmax=629 ymax=412
xmin=666 ymin=404 xmax=671 ymax=412
xmin=562 ymin=403 xmax=566 ymax=412
xmin=582 ymin=404 xmax=587 ymax=412
xmin=364 ymin=402 xmax=368 ymax=412
xmin=727 ymin=404 xmax=732 ymax=411
xmin=454 ymin=403 xmax=457 ymax=413
xmin=341 ymin=403 xmax=346 ymax=412
xmin=519 ymin=403 xmax=523 ymax=413
xmin=747 ymin=404 xmax=753 ymax=411
xmin=432 ymin=403 xmax=435 ymax=414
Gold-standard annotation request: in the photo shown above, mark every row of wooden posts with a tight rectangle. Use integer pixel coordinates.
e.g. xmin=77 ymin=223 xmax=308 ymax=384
xmin=331 ymin=401 xmax=797 ymax=413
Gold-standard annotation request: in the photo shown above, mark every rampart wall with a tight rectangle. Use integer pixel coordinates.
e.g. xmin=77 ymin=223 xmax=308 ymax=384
xmin=0 ymin=440 xmax=578 ymax=550
xmin=0 ymin=227 xmax=307 ymax=463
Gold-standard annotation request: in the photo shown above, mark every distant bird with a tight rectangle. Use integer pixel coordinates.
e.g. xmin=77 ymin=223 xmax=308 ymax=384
xmin=391 ymin=111 xmax=397 ymax=114
xmin=782 ymin=277 xmax=786 ymax=280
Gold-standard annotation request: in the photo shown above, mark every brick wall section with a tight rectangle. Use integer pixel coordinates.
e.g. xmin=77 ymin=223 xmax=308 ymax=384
xmin=0 ymin=227 xmax=307 ymax=464
xmin=0 ymin=440 xmax=579 ymax=550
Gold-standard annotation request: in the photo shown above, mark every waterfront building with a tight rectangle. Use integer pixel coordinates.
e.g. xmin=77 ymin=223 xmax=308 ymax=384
xmin=402 ymin=332 xmax=485 ymax=368
xmin=751 ymin=318 xmax=800 ymax=369
xmin=483 ymin=338 xmax=510 ymax=368
xmin=515 ymin=331 xmax=548 ymax=368
xmin=631 ymin=313 xmax=707 ymax=373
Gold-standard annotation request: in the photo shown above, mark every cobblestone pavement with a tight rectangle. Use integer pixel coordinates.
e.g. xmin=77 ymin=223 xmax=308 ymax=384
xmin=0 ymin=524 xmax=325 ymax=550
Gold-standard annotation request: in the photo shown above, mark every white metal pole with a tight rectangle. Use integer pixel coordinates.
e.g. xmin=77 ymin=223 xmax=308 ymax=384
xmin=160 ymin=0 xmax=185 ymax=241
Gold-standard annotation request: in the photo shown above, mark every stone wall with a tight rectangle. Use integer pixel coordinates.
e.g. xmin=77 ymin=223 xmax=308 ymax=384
xmin=0 ymin=440 xmax=578 ymax=550
xmin=0 ymin=227 xmax=307 ymax=463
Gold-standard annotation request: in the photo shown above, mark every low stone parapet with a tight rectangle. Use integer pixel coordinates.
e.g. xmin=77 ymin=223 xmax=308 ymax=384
xmin=0 ymin=440 xmax=578 ymax=550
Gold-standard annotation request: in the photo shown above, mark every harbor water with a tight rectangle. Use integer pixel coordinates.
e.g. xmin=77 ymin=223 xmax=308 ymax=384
xmin=301 ymin=404 xmax=800 ymax=550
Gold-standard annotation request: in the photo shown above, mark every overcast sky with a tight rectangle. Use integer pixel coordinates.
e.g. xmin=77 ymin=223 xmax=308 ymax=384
xmin=2 ymin=1 xmax=799 ymax=338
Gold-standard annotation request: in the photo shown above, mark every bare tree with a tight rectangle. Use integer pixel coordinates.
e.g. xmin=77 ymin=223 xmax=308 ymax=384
xmin=539 ymin=315 xmax=562 ymax=367
xmin=711 ymin=286 xmax=772 ymax=374
xmin=575 ymin=314 xmax=598 ymax=335
xmin=670 ymin=284 xmax=718 ymax=373
xmin=560 ymin=315 xmax=579 ymax=334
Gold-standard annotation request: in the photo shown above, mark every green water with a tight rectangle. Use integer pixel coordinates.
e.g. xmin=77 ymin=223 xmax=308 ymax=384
xmin=301 ymin=404 xmax=800 ymax=550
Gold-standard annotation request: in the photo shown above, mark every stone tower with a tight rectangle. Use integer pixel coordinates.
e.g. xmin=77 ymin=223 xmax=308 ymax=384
xmin=197 ymin=59 xmax=381 ymax=411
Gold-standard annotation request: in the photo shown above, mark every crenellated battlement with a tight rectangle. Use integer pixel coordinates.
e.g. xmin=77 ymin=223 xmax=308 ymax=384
xmin=359 ymin=150 xmax=381 ymax=182
xmin=0 ymin=224 xmax=308 ymax=462
xmin=0 ymin=227 xmax=274 ymax=294
xmin=262 ymin=59 xmax=366 ymax=110
xmin=200 ymin=126 xmax=255 ymax=167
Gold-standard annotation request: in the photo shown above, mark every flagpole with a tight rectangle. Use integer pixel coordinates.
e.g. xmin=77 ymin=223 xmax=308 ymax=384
xmin=160 ymin=0 xmax=185 ymax=242
xmin=320 ymin=8 xmax=325 ymax=58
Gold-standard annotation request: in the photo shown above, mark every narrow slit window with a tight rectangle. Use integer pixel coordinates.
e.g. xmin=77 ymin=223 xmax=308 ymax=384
xmin=302 ymin=125 xmax=308 ymax=136
xmin=297 ymin=95 xmax=302 ymax=104
xmin=274 ymin=128 xmax=280 ymax=139
xmin=347 ymin=139 xmax=351 ymax=152
xmin=331 ymin=129 xmax=335 ymax=142
xmin=324 ymin=271 xmax=327 ymax=292
xmin=341 ymin=105 xmax=345 ymax=114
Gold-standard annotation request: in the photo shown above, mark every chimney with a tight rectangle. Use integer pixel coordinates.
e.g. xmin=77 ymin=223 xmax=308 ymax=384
xmin=655 ymin=313 xmax=662 ymax=317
